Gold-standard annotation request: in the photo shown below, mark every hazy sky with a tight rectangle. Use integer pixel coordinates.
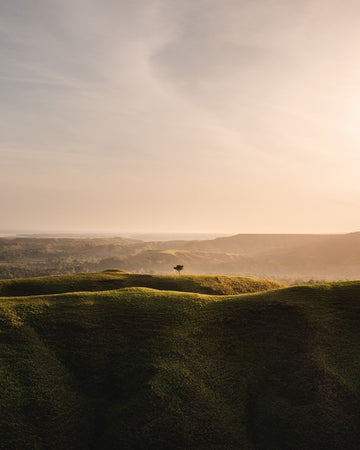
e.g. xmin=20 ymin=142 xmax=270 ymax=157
xmin=1 ymin=0 xmax=359 ymax=233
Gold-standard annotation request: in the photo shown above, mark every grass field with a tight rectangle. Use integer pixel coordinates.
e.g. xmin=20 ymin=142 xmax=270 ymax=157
xmin=0 ymin=270 xmax=283 ymax=297
xmin=0 ymin=273 xmax=359 ymax=449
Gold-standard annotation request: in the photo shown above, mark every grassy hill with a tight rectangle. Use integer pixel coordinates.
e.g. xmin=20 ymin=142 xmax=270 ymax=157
xmin=0 ymin=271 xmax=283 ymax=297
xmin=0 ymin=273 xmax=359 ymax=449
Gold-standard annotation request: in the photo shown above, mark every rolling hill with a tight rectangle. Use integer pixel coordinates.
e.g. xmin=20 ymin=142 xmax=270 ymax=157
xmin=0 ymin=272 xmax=359 ymax=449
xmin=0 ymin=271 xmax=283 ymax=297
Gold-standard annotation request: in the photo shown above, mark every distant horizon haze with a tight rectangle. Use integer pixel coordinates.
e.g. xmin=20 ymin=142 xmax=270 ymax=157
xmin=0 ymin=228 xmax=358 ymax=240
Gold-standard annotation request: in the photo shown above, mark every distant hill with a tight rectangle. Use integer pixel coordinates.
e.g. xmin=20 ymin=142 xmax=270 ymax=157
xmin=1 ymin=232 xmax=359 ymax=281
xmin=147 ymin=233 xmax=333 ymax=254
xmin=0 ymin=273 xmax=359 ymax=449
xmin=116 ymin=232 xmax=360 ymax=280
xmin=263 ymin=232 xmax=360 ymax=278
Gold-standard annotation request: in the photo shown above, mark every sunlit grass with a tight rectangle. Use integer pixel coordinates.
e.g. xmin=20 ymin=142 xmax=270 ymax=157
xmin=0 ymin=275 xmax=358 ymax=448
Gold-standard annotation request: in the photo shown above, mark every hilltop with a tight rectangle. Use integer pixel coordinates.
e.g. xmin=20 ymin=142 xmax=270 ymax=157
xmin=0 ymin=271 xmax=283 ymax=297
xmin=0 ymin=273 xmax=359 ymax=449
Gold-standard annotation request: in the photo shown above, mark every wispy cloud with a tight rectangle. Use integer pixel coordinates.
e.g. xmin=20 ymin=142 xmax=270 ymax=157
xmin=0 ymin=0 xmax=359 ymax=232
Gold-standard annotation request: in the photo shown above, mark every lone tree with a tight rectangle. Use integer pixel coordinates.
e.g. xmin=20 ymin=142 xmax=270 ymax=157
xmin=173 ymin=264 xmax=184 ymax=275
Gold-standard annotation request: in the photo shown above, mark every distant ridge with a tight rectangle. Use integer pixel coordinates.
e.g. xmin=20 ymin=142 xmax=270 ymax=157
xmin=1 ymin=232 xmax=359 ymax=281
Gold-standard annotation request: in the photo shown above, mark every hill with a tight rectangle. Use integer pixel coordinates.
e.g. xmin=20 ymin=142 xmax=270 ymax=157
xmin=262 ymin=232 xmax=360 ymax=278
xmin=0 ymin=271 xmax=283 ymax=297
xmin=128 ymin=232 xmax=360 ymax=280
xmin=1 ymin=232 xmax=359 ymax=281
xmin=146 ymin=233 xmax=333 ymax=254
xmin=0 ymin=274 xmax=359 ymax=449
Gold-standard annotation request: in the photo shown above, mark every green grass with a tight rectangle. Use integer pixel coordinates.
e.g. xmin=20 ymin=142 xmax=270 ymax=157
xmin=0 ymin=274 xmax=359 ymax=449
xmin=0 ymin=271 xmax=284 ymax=297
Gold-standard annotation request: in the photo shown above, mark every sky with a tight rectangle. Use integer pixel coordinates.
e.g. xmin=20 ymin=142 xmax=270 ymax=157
xmin=1 ymin=0 xmax=359 ymax=234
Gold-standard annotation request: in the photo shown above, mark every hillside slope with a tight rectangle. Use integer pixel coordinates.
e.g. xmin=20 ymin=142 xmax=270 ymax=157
xmin=0 ymin=278 xmax=359 ymax=449
xmin=263 ymin=232 xmax=360 ymax=278
xmin=0 ymin=271 xmax=283 ymax=297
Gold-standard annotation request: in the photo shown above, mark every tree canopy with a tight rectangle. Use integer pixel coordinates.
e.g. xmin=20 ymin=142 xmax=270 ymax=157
xmin=173 ymin=265 xmax=184 ymax=275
